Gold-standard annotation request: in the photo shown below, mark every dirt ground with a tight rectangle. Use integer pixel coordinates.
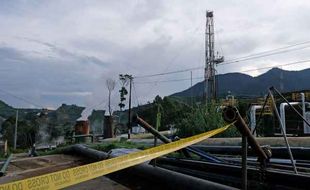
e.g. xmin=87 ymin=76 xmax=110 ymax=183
xmin=0 ymin=154 xmax=129 ymax=190
xmin=66 ymin=177 xmax=129 ymax=190
xmin=0 ymin=154 xmax=83 ymax=184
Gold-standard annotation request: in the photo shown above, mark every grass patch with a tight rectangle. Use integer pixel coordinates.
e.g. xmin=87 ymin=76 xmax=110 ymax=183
xmin=37 ymin=146 xmax=68 ymax=156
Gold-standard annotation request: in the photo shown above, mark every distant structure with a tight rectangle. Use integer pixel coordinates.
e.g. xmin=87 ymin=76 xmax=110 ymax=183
xmin=280 ymin=68 xmax=284 ymax=91
xmin=204 ymin=11 xmax=224 ymax=103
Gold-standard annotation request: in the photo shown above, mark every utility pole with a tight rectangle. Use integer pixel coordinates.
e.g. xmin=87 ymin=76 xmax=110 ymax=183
xmin=14 ymin=110 xmax=18 ymax=150
xmin=119 ymin=74 xmax=133 ymax=139
xmin=204 ymin=11 xmax=224 ymax=104
xmin=190 ymin=71 xmax=193 ymax=107
xmin=127 ymin=75 xmax=133 ymax=139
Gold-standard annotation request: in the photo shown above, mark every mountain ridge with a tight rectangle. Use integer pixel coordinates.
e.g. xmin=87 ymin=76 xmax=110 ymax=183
xmin=171 ymin=67 xmax=310 ymax=98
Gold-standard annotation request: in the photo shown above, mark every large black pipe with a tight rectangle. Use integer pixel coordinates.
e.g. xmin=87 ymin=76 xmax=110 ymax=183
xmin=126 ymin=164 xmax=238 ymax=190
xmin=156 ymin=157 xmax=310 ymax=189
xmin=157 ymin=164 xmax=250 ymax=189
xmin=64 ymin=144 xmax=237 ymax=190
xmin=193 ymin=145 xmax=310 ymax=160
xmin=62 ymin=144 xmax=109 ymax=160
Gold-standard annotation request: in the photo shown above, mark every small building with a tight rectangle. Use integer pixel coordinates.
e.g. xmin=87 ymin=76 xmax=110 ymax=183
xmin=131 ymin=125 xmax=146 ymax=134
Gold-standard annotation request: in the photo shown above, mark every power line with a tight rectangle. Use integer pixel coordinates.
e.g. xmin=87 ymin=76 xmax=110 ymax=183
xmin=132 ymin=81 xmax=141 ymax=106
xmin=134 ymin=59 xmax=310 ymax=85
xmin=133 ymin=40 xmax=310 ymax=79
xmin=135 ymin=76 xmax=203 ymax=84
xmin=134 ymin=66 xmax=203 ymax=79
xmin=0 ymin=89 xmax=43 ymax=108
xmin=225 ymin=40 xmax=310 ymax=62
xmin=132 ymin=19 xmax=204 ymax=103
xmin=240 ymin=59 xmax=310 ymax=73
xmin=221 ymin=44 xmax=310 ymax=66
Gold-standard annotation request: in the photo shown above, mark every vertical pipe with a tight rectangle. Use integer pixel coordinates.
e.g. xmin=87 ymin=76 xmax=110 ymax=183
xmin=269 ymin=90 xmax=298 ymax=174
xmin=104 ymin=116 xmax=113 ymax=139
xmin=14 ymin=110 xmax=18 ymax=150
xmin=301 ymin=93 xmax=306 ymax=130
xmin=280 ymin=103 xmax=286 ymax=134
xmin=250 ymin=105 xmax=263 ymax=135
xmin=301 ymin=93 xmax=310 ymax=134
xmin=252 ymin=93 xmax=270 ymax=136
xmin=279 ymin=102 xmax=300 ymax=134
xmin=242 ymin=135 xmax=247 ymax=190
xmin=271 ymin=87 xmax=310 ymax=128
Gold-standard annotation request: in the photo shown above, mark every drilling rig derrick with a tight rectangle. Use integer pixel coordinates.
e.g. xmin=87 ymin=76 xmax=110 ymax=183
xmin=204 ymin=11 xmax=224 ymax=103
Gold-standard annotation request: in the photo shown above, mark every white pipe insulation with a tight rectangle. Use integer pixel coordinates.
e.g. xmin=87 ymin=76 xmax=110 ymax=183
xmin=250 ymin=105 xmax=263 ymax=135
xmin=250 ymin=93 xmax=310 ymax=136
xmin=301 ymin=93 xmax=310 ymax=134
xmin=279 ymin=93 xmax=310 ymax=134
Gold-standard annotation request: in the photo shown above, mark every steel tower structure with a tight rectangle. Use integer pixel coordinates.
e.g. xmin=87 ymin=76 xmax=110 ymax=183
xmin=204 ymin=11 xmax=224 ymax=103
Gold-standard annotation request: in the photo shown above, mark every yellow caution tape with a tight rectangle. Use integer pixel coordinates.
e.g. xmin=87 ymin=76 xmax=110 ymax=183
xmin=0 ymin=123 xmax=233 ymax=190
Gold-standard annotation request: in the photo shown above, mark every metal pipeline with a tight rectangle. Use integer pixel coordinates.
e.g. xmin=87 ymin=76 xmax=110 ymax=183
xmin=271 ymin=87 xmax=310 ymax=130
xmin=279 ymin=101 xmax=310 ymax=134
xmin=249 ymin=105 xmax=263 ymax=135
xmin=269 ymin=90 xmax=298 ymax=174
xmin=126 ymin=164 xmax=238 ymax=190
xmin=193 ymin=145 xmax=310 ymax=160
xmin=64 ymin=144 xmax=237 ymax=190
xmin=0 ymin=154 xmax=12 ymax=177
xmin=301 ymin=93 xmax=309 ymax=134
xmin=222 ymin=106 xmax=270 ymax=162
xmin=132 ymin=115 xmax=171 ymax=143
xmin=155 ymin=157 xmax=310 ymax=190
xmin=132 ymin=114 xmax=224 ymax=163
xmin=62 ymin=144 xmax=109 ymax=160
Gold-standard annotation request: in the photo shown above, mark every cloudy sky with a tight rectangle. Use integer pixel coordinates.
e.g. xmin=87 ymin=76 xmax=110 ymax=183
xmin=0 ymin=0 xmax=310 ymax=111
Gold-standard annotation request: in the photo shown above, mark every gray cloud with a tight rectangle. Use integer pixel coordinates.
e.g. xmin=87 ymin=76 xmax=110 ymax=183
xmin=0 ymin=0 xmax=310 ymax=109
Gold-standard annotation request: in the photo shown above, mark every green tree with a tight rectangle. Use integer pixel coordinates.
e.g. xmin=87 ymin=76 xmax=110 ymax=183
xmin=1 ymin=114 xmax=39 ymax=148
xmin=135 ymin=96 xmax=191 ymax=131
xmin=175 ymin=103 xmax=239 ymax=138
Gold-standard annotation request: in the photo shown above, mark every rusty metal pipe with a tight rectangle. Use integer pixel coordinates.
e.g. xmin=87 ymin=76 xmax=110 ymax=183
xmin=132 ymin=115 xmax=224 ymax=162
xmin=269 ymin=90 xmax=298 ymax=174
xmin=0 ymin=154 xmax=12 ymax=177
xmin=132 ymin=115 xmax=191 ymax=158
xmin=222 ymin=106 xmax=269 ymax=162
xmin=132 ymin=115 xmax=171 ymax=143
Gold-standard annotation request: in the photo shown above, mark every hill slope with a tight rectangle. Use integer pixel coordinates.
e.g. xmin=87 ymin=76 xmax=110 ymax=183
xmin=171 ymin=68 xmax=310 ymax=97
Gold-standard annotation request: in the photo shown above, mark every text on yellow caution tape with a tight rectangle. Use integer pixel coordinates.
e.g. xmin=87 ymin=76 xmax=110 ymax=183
xmin=0 ymin=123 xmax=233 ymax=190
